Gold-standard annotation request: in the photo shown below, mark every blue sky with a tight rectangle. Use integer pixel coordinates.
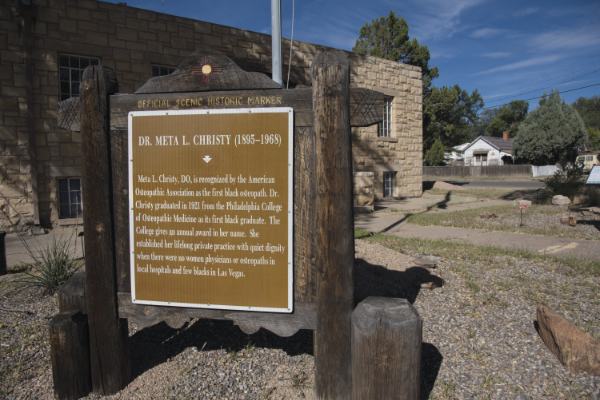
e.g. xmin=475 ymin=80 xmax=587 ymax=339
xmin=107 ymin=0 xmax=600 ymax=111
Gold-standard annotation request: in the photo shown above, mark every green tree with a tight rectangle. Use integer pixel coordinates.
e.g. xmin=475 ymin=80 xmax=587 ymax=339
xmin=424 ymin=139 xmax=446 ymax=166
xmin=485 ymin=100 xmax=529 ymax=137
xmin=572 ymin=95 xmax=600 ymax=150
xmin=423 ymin=85 xmax=484 ymax=151
xmin=513 ymin=91 xmax=587 ymax=165
xmin=352 ymin=10 xmax=439 ymax=89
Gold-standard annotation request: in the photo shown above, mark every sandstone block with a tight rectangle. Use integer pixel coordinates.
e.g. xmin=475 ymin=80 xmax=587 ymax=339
xmin=355 ymin=194 xmax=374 ymax=206
xmin=537 ymin=306 xmax=600 ymax=375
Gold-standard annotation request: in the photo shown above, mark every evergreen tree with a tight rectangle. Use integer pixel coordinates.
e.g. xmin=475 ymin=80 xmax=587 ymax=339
xmin=513 ymin=91 xmax=587 ymax=165
xmin=485 ymin=100 xmax=529 ymax=137
xmin=423 ymin=85 xmax=484 ymax=151
xmin=352 ymin=11 xmax=439 ymax=90
xmin=572 ymin=95 xmax=600 ymax=150
xmin=424 ymin=139 xmax=446 ymax=166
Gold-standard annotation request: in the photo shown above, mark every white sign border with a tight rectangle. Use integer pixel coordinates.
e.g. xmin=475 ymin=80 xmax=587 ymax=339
xmin=128 ymin=107 xmax=294 ymax=313
xmin=586 ymin=165 xmax=600 ymax=184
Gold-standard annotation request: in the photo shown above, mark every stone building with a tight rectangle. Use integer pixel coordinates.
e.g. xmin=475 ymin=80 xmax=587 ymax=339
xmin=0 ymin=0 xmax=423 ymax=228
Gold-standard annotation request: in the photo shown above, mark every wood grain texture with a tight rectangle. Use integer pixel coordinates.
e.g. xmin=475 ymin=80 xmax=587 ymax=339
xmin=312 ymin=51 xmax=354 ymax=400
xmin=136 ymin=46 xmax=282 ymax=94
xmin=80 ymin=65 xmax=131 ymax=395
xmin=110 ymin=129 xmax=131 ymax=293
xmin=57 ymin=88 xmax=383 ymax=132
xmin=50 ymin=311 xmax=92 ymax=400
xmin=293 ymin=126 xmax=317 ymax=303
xmin=351 ymin=297 xmax=422 ymax=400
xmin=349 ymin=88 xmax=383 ymax=127
xmin=117 ymin=293 xmax=316 ymax=336
xmin=58 ymin=272 xmax=86 ymax=314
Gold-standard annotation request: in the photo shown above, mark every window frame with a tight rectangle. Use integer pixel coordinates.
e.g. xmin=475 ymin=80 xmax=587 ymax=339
xmin=58 ymin=177 xmax=83 ymax=219
xmin=151 ymin=65 xmax=176 ymax=77
xmin=383 ymin=172 xmax=395 ymax=197
xmin=59 ymin=54 xmax=100 ymax=101
xmin=378 ymin=96 xmax=393 ymax=138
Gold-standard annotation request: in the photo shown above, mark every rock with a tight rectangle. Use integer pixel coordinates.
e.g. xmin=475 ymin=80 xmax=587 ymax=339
xmin=513 ymin=199 xmax=532 ymax=207
xmin=413 ymin=258 xmax=437 ymax=269
xmin=419 ymin=276 xmax=444 ymax=290
xmin=552 ymin=195 xmax=572 ymax=206
xmin=560 ymin=216 xmax=577 ymax=226
xmin=537 ymin=306 xmax=600 ymax=375
xmin=582 ymin=211 xmax=593 ymax=216
xmin=479 ymin=211 xmax=497 ymax=219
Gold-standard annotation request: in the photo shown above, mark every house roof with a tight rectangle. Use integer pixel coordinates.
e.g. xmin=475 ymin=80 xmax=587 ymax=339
xmin=464 ymin=136 xmax=513 ymax=152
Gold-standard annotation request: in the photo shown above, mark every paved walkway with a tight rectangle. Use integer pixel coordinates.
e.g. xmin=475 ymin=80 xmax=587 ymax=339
xmin=3 ymin=227 xmax=84 ymax=269
xmin=355 ymin=198 xmax=600 ymax=261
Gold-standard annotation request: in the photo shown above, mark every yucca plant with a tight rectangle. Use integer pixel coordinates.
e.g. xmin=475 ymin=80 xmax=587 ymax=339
xmin=12 ymin=228 xmax=82 ymax=293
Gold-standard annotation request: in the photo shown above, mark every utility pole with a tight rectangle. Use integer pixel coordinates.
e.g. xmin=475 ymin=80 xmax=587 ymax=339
xmin=271 ymin=0 xmax=282 ymax=87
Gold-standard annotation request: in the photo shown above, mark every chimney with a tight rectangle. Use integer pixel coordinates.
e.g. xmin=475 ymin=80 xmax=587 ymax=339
xmin=503 ymin=131 xmax=509 ymax=141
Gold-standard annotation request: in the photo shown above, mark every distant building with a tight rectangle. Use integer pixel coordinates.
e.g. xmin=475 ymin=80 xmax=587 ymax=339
xmin=444 ymin=142 xmax=470 ymax=165
xmin=0 ymin=0 xmax=424 ymax=228
xmin=463 ymin=132 xmax=514 ymax=166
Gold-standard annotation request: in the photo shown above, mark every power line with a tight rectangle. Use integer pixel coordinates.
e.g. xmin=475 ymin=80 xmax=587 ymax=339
xmin=481 ymin=82 xmax=600 ymax=109
xmin=484 ymin=68 xmax=600 ymax=105
xmin=482 ymin=58 xmax=600 ymax=98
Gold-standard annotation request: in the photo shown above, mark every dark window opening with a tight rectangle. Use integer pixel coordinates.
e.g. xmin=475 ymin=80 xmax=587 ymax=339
xmin=58 ymin=178 xmax=83 ymax=219
xmin=59 ymin=55 xmax=100 ymax=101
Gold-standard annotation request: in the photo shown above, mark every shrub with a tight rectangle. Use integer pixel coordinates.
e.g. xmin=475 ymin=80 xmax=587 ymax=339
xmin=11 ymin=229 xmax=82 ymax=293
xmin=542 ymin=157 xmax=585 ymax=200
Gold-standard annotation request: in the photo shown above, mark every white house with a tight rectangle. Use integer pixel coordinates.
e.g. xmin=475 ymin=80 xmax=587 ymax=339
xmin=445 ymin=142 xmax=471 ymax=164
xmin=463 ymin=134 xmax=514 ymax=166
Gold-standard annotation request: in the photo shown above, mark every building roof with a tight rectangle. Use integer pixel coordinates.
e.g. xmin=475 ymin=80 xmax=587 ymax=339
xmin=464 ymin=136 xmax=513 ymax=152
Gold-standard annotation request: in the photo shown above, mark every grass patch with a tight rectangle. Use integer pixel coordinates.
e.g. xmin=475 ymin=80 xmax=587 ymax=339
xmin=356 ymin=232 xmax=600 ymax=277
xmin=403 ymin=204 xmax=600 ymax=241
xmin=10 ymin=230 xmax=82 ymax=294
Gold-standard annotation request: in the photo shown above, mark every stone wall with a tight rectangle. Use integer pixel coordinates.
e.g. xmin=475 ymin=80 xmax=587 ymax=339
xmin=0 ymin=0 xmax=422 ymax=227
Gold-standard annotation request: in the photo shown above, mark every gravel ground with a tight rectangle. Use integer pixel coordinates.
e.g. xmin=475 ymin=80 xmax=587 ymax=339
xmin=2 ymin=238 xmax=600 ymax=399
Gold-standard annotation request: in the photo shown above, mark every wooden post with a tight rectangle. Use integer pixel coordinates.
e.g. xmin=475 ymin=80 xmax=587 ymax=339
xmin=352 ymin=297 xmax=422 ymax=400
xmin=311 ymin=51 xmax=354 ymax=399
xmin=58 ymin=272 xmax=87 ymax=313
xmin=80 ymin=65 xmax=131 ymax=394
xmin=50 ymin=311 xmax=92 ymax=400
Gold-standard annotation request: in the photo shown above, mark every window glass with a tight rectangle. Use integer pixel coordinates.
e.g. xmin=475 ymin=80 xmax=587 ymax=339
xmin=58 ymin=178 xmax=83 ymax=219
xmin=151 ymin=65 xmax=175 ymax=77
xmin=378 ymin=96 xmax=393 ymax=137
xmin=59 ymin=55 xmax=100 ymax=101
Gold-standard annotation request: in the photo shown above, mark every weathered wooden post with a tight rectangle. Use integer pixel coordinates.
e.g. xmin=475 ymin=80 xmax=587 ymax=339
xmin=312 ymin=52 xmax=354 ymax=399
xmin=352 ymin=297 xmax=422 ymax=400
xmin=80 ymin=66 xmax=131 ymax=394
xmin=50 ymin=311 xmax=92 ymax=400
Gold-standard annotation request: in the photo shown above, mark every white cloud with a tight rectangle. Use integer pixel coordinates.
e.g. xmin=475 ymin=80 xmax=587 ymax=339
xmin=513 ymin=7 xmax=539 ymax=17
xmin=480 ymin=52 xmax=512 ymax=59
xmin=470 ymin=28 xmax=505 ymax=38
xmin=476 ymin=54 xmax=564 ymax=75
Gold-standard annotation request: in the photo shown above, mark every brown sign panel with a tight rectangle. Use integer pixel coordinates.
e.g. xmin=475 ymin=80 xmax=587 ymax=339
xmin=129 ymin=108 xmax=293 ymax=312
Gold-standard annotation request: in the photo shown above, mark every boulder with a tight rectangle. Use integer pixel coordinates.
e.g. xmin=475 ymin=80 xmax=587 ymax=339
xmin=513 ymin=199 xmax=532 ymax=207
xmin=413 ymin=258 xmax=437 ymax=269
xmin=552 ymin=195 xmax=571 ymax=206
xmin=560 ymin=216 xmax=577 ymax=226
xmin=537 ymin=306 xmax=600 ymax=375
xmin=355 ymin=194 xmax=374 ymax=206
xmin=479 ymin=211 xmax=497 ymax=219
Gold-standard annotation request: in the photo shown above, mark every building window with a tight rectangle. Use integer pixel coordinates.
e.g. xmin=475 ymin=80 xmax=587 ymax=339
xmin=475 ymin=154 xmax=488 ymax=163
xmin=383 ymin=172 xmax=395 ymax=197
xmin=59 ymin=55 xmax=100 ymax=101
xmin=58 ymin=178 xmax=83 ymax=219
xmin=378 ymin=96 xmax=393 ymax=137
xmin=152 ymin=65 xmax=176 ymax=76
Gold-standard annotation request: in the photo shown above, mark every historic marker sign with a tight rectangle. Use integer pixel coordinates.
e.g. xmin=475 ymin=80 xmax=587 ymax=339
xmin=129 ymin=108 xmax=293 ymax=312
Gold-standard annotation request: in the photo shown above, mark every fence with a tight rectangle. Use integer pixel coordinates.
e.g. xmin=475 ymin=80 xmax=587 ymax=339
xmin=423 ymin=165 xmax=532 ymax=179
xmin=532 ymin=165 xmax=558 ymax=177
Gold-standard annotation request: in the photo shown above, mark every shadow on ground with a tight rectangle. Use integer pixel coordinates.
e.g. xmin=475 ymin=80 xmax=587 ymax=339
xmin=128 ymin=258 xmax=444 ymax=398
